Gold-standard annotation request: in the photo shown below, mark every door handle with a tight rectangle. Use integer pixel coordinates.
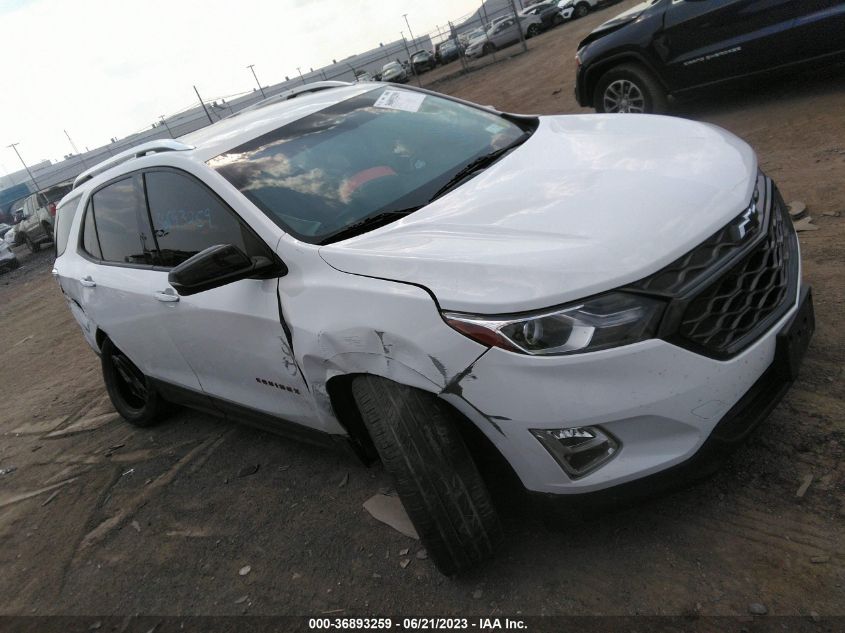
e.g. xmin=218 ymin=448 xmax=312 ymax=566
xmin=80 ymin=276 xmax=96 ymax=288
xmin=153 ymin=289 xmax=180 ymax=303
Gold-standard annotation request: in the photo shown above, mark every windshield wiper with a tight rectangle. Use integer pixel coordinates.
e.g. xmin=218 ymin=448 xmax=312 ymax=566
xmin=429 ymin=133 xmax=530 ymax=202
xmin=320 ymin=207 xmax=423 ymax=245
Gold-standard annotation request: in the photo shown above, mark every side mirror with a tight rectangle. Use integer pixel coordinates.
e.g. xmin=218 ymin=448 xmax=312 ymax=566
xmin=168 ymin=243 xmax=283 ymax=296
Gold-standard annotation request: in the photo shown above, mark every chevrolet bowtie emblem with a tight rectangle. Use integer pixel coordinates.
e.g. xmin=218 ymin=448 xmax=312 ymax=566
xmin=732 ymin=202 xmax=758 ymax=241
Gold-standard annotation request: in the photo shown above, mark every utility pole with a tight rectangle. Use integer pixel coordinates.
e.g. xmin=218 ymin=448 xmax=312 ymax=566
xmin=64 ymin=129 xmax=88 ymax=168
xmin=159 ymin=116 xmax=174 ymax=139
xmin=510 ymin=0 xmax=528 ymax=53
xmin=6 ymin=143 xmax=40 ymax=191
xmin=402 ymin=13 xmax=425 ymax=86
xmin=193 ymin=85 xmax=214 ymax=124
xmin=247 ymin=64 xmax=266 ymax=99
xmin=480 ymin=1 xmax=497 ymax=61
xmin=402 ymin=13 xmax=417 ymax=50
xmin=400 ymin=34 xmax=423 ymax=87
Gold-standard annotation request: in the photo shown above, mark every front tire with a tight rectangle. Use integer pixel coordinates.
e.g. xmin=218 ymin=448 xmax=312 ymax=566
xmin=594 ymin=63 xmax=667 ymax=114
xmin=101 ymin=338 xmax=166 ymax=427
xmin=352 ymin=375 xmax=502 ymax=575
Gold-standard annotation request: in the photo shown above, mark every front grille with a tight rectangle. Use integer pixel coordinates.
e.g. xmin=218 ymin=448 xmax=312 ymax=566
xmin=633 ymin=200 xmax=762 ymax=296
xmin=677 ymin=193 xmax=798 ymax=356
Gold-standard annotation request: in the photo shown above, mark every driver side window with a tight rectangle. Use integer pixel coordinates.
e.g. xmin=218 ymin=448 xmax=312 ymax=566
xmin=143 ymin=170 xmax=267 ymax=268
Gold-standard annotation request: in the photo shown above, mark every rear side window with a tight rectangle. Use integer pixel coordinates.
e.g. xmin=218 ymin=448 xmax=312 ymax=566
xmin=55 ymin=195 xmax=82 ymax=256
xmin=144 ymin=170 xmax=265 ymax=268
xmin=81 ymin=203 xmax=102 ymax=259
xmin=89 ymin=178 xmax=146 ymax=264
xmin=45 ymin=184 xmax=73 ymax=204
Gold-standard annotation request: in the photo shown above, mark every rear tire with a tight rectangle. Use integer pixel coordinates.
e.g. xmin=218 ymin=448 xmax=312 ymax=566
xmin=594 ymin=63 xmax=668 ymax=114
xmin=351 ymin=375 xmax=503 ymax=575
xmin=101 ymin=338 xmax=166 ymax=427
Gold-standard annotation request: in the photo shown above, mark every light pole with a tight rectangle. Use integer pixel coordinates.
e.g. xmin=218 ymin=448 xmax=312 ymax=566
xmin=6 ymin=142 xmax=40 ymax=191
xmin=247 ymin=64 xmax=266 ymax=99
xmin=159 ymin=115 xmax=174 ymax=139
xmin=64 ymin=129 xmax=88 ymax=168
xmin=402 ymin=13 xmax=417 ymax=49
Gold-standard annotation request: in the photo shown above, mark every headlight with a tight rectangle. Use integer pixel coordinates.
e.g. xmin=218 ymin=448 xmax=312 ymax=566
xmin=443 ymin=292 xmax=665 ymax=356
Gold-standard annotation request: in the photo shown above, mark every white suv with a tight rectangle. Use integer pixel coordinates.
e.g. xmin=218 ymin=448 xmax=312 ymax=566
xmin=53 ymin=82 xmax=814 ymax=575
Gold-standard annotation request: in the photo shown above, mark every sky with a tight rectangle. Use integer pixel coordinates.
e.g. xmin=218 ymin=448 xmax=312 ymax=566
xmin=0 ymin=0 xmax=486 ymax=174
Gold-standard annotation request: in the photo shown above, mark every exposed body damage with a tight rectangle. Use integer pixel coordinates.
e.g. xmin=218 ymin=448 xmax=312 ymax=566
xmin=276 ymin=240 xmax=489 ymax=438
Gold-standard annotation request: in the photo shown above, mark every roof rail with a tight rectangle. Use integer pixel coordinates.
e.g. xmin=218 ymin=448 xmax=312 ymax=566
xmin=72 ymin=139 xmax=195 ymax=190
xmin=236 ymin=81 xmax=354 ymax=116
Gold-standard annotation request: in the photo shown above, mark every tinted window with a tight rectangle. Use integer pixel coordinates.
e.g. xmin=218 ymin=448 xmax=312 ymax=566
xmin=42 ymin=184 xmax=73 ymax=205
xmin=55 ymin=194 xmax=82 ymax=256
xmin=210 ymin=87 xmax=529 ymax=244
xmin=90 ymin=178 xmax=145 ymax=264
xmin=144 ymin=170 xmax=264 ymax=268
xmin=81 ymin=203 xmax=102 ymax=259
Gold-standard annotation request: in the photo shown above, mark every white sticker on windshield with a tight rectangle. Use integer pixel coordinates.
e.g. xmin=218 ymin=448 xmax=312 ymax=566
xmin=374 ymin=90 xmax=426 ymax=113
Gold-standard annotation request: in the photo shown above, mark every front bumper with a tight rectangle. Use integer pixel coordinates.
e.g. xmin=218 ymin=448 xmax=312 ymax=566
xmin=442 ymin=283 xmax=812 ymax=495
xmin=0 ymin=250 xmax=17 ymax=268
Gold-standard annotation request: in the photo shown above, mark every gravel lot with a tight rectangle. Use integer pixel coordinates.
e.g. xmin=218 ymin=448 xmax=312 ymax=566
xmin=1 ymin=0 xmax=843 ymax=621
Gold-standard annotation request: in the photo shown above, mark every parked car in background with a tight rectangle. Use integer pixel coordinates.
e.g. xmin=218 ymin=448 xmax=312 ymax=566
xmin=0 ymin=239 xmax=19 ymax=272
xmin=380 ymin=61 xmax=409 ymax=83
xmin=435 ymin=39 xmax=461 ymax=64
xmin=466 ymin=14 xmax=543 ymax=58
xmin=521 ymin=1 xmax=565 ymax=30
xmin=575 ymin=0 xmax=845 ymax=113
xmin=558 ymin=0 xmax=603 ymax=21
xmin=411 ymin=50 xmax=437 ymax=74
xmin=55 ymin=81 xmax=813 ymax=575
xmin=15 ymin=182 xmax=73 ymax=252
xmin=460 ymin=27 xmax=486 ymax=47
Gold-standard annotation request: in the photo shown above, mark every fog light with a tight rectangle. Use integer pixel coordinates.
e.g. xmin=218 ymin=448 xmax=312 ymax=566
xmin=531 ymin=426 xmax=619 ymax=479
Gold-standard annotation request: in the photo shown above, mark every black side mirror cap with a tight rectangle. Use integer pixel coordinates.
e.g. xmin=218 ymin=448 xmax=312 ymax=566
xmin=168 ymin=244 xmax=286 ymax=297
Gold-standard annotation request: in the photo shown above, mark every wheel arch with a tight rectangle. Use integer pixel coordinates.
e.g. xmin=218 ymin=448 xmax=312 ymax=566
xmin=325 ymin=371 xmax=517 ymax=486
xmin=94 ymin=327 xmax=108 ymax=353
xmin=583 ymin=52 xmax=667 ymax=108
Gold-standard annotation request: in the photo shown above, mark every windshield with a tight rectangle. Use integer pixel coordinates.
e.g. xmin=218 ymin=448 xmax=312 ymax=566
xmin=210 ymin=87 xmax=530 ymax=244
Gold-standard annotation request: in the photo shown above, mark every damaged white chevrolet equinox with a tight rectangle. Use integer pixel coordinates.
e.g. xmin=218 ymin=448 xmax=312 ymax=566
xmin=54 ymin=82 xmax=814 ymax=575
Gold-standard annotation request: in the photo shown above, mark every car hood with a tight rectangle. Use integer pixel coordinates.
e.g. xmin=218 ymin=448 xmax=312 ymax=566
xmin=319 ymin=115 xmax=757 ymax=314
xmin=579 ymin=1 xmax=652 ymax=47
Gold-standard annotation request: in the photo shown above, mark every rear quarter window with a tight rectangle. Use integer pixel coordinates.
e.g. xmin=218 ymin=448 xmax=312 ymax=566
xmin=55 ymin=194 xmax=83 ymax=256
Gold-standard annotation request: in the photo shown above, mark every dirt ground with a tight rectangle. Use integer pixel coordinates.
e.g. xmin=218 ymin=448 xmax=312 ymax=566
xmin=1 ymin=0 xmax=843 ymax=621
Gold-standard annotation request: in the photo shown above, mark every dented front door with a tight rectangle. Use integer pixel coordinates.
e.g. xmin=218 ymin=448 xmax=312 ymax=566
xmin=160 ymin=277 xmax=315 ymax=426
